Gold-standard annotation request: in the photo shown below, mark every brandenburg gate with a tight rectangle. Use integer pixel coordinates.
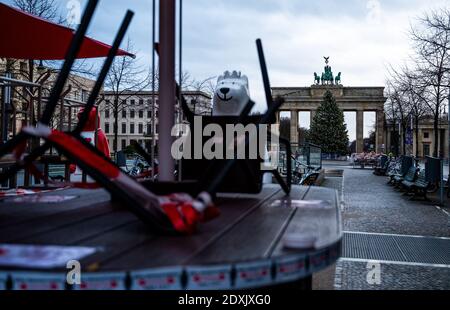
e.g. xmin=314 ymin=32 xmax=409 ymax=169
xmin=272 ymin=58 xmax=387 ymax=153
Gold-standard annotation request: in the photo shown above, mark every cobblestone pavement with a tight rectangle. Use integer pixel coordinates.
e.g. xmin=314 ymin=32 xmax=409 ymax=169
xmin=335 ymin=260 xmax=450 ymax=290
xmin=320 ymin=163 xmax=450 ymax=290
xmin=343 ymin=167 xmax=450 ymax=237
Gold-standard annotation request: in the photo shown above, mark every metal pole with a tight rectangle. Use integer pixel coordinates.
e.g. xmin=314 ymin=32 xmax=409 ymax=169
xmin=2 ymin=73 xmax=12 ymax=143
xmin=448 ymin=93 xmax=450 ymax=183
xmin=158 ymin=0 xmax=176 ymax=182
xmin=177 ymin=0 xmax=183 ymax=182
xmin=441 ymin=158 xmax=444 ymax=205
xmin=151 ymin=0 xmax=157 ymax=180
xmin=60 ymin=98 xmax=64 ymax=131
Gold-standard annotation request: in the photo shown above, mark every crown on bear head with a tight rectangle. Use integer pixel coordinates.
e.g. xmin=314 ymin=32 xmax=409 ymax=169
xmin=218 ymin=70 xmax=242 ymax=82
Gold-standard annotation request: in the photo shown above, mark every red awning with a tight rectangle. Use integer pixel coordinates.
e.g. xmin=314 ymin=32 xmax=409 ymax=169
xmin=0 ymin=3 xmax=134 ymax=60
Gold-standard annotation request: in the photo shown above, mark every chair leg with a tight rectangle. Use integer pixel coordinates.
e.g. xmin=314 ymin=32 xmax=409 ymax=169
xmin=423 ymin=190 xmax=430 ymax=202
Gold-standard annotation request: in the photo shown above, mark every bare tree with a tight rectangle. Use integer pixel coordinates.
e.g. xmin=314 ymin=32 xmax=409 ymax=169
xmin=401 ymin=69 xmax=430 ymax=157
xmin=104 ymin=39 xmax=151 ymax=152
xmin=186 ymin=76 xmax=216 ymax=115
xmin=410 ymin=10 xmax=450 ymax=157
xmin=13 ymin=0 xmax=61 ymax=21
xmin=385 ymin=77 xmax=412 ymax=156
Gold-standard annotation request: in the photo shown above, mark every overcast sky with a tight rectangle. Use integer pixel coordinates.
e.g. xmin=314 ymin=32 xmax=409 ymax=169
xmin=4 ymin=0 xmax=450 ymax=139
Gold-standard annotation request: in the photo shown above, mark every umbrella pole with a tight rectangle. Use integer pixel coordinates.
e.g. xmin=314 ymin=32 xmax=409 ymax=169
xmin=158 ymin=0 xmax=176 ymax=182
xmin=151 ymin=0 xmax=156 ymax=180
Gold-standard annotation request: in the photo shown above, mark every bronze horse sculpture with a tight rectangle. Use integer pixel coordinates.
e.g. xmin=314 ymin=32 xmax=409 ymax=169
xmin=335 ymin=72 xmax=341 ymax=85
xmin=314 ymin=72 xmax=321 ymax=85
xmin=322 ymin=65 xmax=334 ymax=85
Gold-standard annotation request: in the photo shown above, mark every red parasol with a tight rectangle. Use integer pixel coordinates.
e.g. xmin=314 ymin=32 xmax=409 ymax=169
xmin=0 ymin=3 xmax=134 ymax=59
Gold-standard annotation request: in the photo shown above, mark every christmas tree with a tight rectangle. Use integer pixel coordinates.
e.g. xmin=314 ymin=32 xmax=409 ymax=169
xmin=309 ymin=90 xmax=349 ymax=155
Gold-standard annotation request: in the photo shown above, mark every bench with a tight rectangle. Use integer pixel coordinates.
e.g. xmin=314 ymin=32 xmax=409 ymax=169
xmin=374 ymin=159 xmax=389 ymax=176
xmin=402 ymin=169 xmax=430 ymax=200
xmin=388 ymin=156 xmax=414 ymax=185
xmin=388 ymin=165 xmax=404 ymax=185
xmin=392 ymin=166 xmax=417 ymax=188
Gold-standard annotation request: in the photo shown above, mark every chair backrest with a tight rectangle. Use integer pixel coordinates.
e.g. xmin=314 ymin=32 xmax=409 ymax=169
xmin=380 ymin=155 xmax=388 ymax=168
xmin=404 ymin=166 xmax=418 ymax=182
xmin=425 ymin=156 xmax=441 ymax=183
xmin=116 ymin=150 xmax=127 ymax=168
xmin=401 ymin=156 xmax=413 ymax=176
xmin=416 ymin=169 xmax=428 ymax=185
xmin=181 ymin=115 xmax=266 ymax=194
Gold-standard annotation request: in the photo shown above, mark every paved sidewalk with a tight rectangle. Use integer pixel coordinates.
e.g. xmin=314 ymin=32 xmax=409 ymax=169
xmin=319 ymin=163 xmax=450 ymax=290
xmin=343 ymin=167 xmax=450 ymax=237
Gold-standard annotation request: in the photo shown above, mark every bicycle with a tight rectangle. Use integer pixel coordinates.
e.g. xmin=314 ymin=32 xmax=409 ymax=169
xmin=291 ymin=155 xmax=321 ymax=186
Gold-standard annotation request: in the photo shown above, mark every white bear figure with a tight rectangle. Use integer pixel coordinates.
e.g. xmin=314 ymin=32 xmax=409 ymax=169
xmin=212 ymin=70 xmax=272 ymax=184
xmin=212 ymin=71 xmax=250 ymax=116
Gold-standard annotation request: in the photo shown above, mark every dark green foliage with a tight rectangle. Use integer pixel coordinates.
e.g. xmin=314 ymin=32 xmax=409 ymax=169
xmin=309 ymin=90 xmax=349 ymax=155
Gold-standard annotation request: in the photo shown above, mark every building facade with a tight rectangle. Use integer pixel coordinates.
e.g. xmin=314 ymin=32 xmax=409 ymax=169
xmin=272 ymin=85 xmax=387 ymax=153
xmin=100 ymin=90 xmax=212 ymax=152
xmin=271 ymin=59 xmax=387 ymax=153
xmin=385 ymin=116 xmax=449 ymax=159
xmin=0 ymin=58 xmax=96 ymax=139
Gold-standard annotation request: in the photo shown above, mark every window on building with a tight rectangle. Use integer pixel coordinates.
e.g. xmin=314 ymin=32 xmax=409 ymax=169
xmin=147 ymin=123 xmax=152 ymax=135
xmin=190 ymin=99 xmax=197 ymax=112
xmin=130 ymin=99 xmax=135 ymax=105
xmin=122 ymin=99 xmax=127 ymax=106
xmin=156 ymin=110 xmax=159 ymax=119
xmin=105 ymin=123 xmax=110 ymax=134
xmin=130 ymin=123 xmax=135 ymax=134
xmin=121 ymin=139 xmax=127 ymax=150
xmin=423 ymin=144 xmax=430 ymax=157
xmin=147 ymin=111 xmax=152 ymax=118
xmin=81 ymin=90 xmax=89 ymax=102
xmin=139 ymin=99 xmax=144 ymax=105
xmin=424 ymin=132 xmax=430 ymax=139
xmin=105 ymin=108 xmax=110 ymax=118
xmin=122 ymin=109 xmax=126 ymax=118
xmin=122 ymin=123 xmax=126 ymax=134
xmin=139 ymin=110 xmax=144 ymax=118
xmin=130 ymin=110 xmax=135 ymax=118
xmin=138 ymin=123 xmax=143 ymax=134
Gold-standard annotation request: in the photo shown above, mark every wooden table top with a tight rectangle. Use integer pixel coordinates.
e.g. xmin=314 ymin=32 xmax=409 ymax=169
xmin=0 ymin=184 xmax=342 ymax=290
